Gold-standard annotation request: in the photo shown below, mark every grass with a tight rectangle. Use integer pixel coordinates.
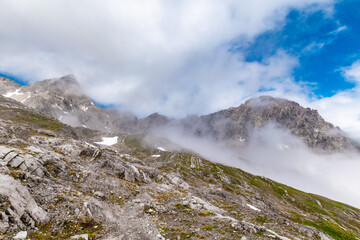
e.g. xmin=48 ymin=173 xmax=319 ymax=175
xmin=303 ymin=219 xmax=358 ymax=240
xmin=255 ymin=215 xmax=267 ymax=224
xmin=199 ymin=211 xmax=216 ymax=216
xmin=10 ymin=108 xmax=65 ymax=132
xmin=27 ymin=216 xmax=104 ymax=240
xmin=174 ymin=203 xmax=191 ymax=209
xmin=201 ymin=225 xmax=218 ymax=231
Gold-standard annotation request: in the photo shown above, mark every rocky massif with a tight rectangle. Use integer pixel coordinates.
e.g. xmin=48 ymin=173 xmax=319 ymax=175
xmin=0 ymin=75 xmax=138 ymax=134
xmin=0 ymin=76 xmax=360 ymax=239
xmin=177 ymin=96 xmax=358 ymax=152
xmin=1 ymin=76 xmax=356 ymax=152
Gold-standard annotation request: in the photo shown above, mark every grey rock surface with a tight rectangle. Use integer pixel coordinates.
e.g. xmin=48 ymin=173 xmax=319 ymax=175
xmin=0 ymin=174 xmax=47 ymax=232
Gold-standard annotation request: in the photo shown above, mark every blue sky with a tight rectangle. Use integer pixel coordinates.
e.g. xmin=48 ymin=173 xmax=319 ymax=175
xmin=242 ymin=0 xmax=360 ymax=97
xmin=1 ymin=0 xmax=360 ymax=139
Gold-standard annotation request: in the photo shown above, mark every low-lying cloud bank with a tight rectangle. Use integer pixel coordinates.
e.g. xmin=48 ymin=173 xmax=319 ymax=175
xmin=150 ymin=124 xmax=360 ymax=208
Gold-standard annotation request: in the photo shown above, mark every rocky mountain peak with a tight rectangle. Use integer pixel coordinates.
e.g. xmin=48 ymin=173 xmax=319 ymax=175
xmin=139 ymin=112 xmax=171 ymax=132
xmin=243 ymin=95 xmax=289 ymax=108
xmin=0 ymin=76 xmax=21 ymax=95
xmin=25 ymin=75 xmax=84 ymax=97
xmin=180 ymin=95 xmax=357 ymax=151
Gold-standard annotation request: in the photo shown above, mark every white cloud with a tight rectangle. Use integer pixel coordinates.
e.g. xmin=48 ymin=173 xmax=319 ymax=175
xmin=330 ymin=25 xmax=348 ymax=35
xmin=0 ymin=0 xmax=334 ymax=117
xmin=342 ymin=60 xmax=360 ymax=83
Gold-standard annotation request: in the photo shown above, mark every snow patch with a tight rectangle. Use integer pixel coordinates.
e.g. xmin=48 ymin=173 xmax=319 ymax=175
xmin=82 ymin=125 xmax=87 ymax=128
xmin=246 ymin=204 xmax=261 ymax=212
xmin=13 ymin=231 xmax=27 ymax=239
xmin=3 ymin=89 xmax=23 ymax=98
xmin=151 ymin=154 xmax=161 ymax=158
xmin=94 ymin=136 xmax=118 ymax=146
xmin=157 ymin=147 xmax=166 ymax=151
xmin=80 ymin=105 xmax=88 ymax=112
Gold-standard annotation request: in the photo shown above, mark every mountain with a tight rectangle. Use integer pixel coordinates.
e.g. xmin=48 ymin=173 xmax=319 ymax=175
xmin=0 ymin=75 xmax=139 ymax=133
xmin=180 ymin=95 xmax=358 ymax=152
xmin=2 ymin=76 xmax=357 ymax=152
xmin=0 ymin=76 xmax=21 ymax=95
xmin=0 ymin=93 xmax=360 ymax=239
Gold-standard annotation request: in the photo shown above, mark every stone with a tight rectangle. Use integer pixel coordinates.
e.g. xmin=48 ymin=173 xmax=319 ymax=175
xmin=8 ymin=156 xmax=25 ymax=168
xmin=0 ymin=146 xmax=13 ymax=159
xmin=3 ymin=151 xmax=18 ymax=164
xmin=0 ymin=174 xmax=47 ymax=232
xmin=94 ymin=191 xmax=105 ymax=199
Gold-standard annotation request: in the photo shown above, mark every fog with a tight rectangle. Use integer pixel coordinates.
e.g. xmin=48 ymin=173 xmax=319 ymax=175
xmin=149 ymin=123 xmax=360 ymax=208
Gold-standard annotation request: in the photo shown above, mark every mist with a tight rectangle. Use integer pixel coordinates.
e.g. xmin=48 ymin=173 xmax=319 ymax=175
xmin=149 ymin=123 xmax=360 ymax=208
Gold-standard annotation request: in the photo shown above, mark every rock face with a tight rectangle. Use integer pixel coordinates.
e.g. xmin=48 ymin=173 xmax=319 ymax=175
xmin=178 ymin=96 xmax=357 ymax=151
xmin=0 ymin=76 xmax=21 ymax=95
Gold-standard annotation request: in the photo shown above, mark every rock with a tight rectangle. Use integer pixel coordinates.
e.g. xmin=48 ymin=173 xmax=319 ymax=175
xmin=319 ymin=232 xmax=332 ymax=240
xmin=80 ymin=147 xmax=101 ymax=158
xmin=0 ymin=174 xmax=47 ymax=232
xmin=8 ymin=156 xmax=25 ymax=168
xmin=94 ymin=191 xmax=105 ymax=199
xmin=3 ymin=151 xmax=18 ymax=165
xmin=0 ymin=146 xmax=13 ymax=159
xmin=36 ymin=129 xmax=56 ymax=137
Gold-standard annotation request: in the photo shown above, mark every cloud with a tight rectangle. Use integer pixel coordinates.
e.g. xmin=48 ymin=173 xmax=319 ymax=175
xmin=342 ymin=60 xmax=360 ymax=83
xmin=150 ymin=123 xmax=360 ymax=208
xmin=307 ymin=60 xmax=360 ymax=141
xmin=302 ymin=41 xmax=325 ymax=54
xmin=329 ymin=25 xmax=348 ymax=35
xmin=0 ymin=0 xmax=334 ymax=117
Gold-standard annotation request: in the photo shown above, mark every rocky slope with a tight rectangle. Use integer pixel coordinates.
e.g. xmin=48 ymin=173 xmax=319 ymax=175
xmin=0 ymin=91 xmax=360 ymax=239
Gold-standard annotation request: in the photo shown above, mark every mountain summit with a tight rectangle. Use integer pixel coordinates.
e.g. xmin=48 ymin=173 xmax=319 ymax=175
xmin=177 ymin=95 xmax=357 ymax=152
xmin=1 ymin=75 xmax=139 ymax=133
